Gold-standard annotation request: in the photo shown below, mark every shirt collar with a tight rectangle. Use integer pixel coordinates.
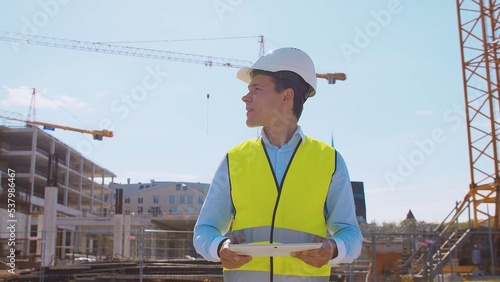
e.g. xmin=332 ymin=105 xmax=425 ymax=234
xmin=259 ymin=126 xmax=306 ymax=149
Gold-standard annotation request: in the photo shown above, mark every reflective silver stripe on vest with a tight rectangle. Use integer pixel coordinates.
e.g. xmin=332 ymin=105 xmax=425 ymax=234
xmin=231 ymin=226 xmax=321 ymax=244
xmin=224 ymin=270 xmax=330 ymax=282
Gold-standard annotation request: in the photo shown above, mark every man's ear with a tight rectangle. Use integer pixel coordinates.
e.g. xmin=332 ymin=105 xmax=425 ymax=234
xmin=283 ymin=88 xmax=294 ymax=105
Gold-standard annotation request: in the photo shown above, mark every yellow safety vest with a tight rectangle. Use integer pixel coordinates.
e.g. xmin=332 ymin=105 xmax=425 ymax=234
xmin=226 ymin=136 xmax=336 ymax=281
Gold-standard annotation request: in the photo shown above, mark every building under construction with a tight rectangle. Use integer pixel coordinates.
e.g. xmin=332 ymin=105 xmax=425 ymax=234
xmin=0 ymin=125 xmax=115 ymax=266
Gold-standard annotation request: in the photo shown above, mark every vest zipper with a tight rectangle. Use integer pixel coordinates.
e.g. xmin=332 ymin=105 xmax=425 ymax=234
xmin=260 ymin=138 xmax=302 ymax=282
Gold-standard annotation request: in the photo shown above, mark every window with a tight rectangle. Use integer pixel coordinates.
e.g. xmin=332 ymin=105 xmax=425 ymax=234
xmin=138 ymin=197 xmax=143 ymax=204
xmin=155 ymin=206 xmax=162 ymax=216
xmin=124 ymin=198 xmax=130 ymax=204
xmin=182 ymin=184 xmax=188 ymax=191
xmin=188 ymin=195 xmax=193 ymax=204
xmin=198 ymin=195 xmax=204 ymax=204
xmin=137 ymin=207 xmax=143 ymax=214
xmin=153 ymin=195 xmax=159 ymax=204
xmin=170 ymin=206 xmax=178 ymax=212
xmin=180 ymin=196 xmax=185 ymax=204
xmin=176 ymin=184 xmax=181 ymax=191
xmin=169 ymin=195 xmax=175 ymax=204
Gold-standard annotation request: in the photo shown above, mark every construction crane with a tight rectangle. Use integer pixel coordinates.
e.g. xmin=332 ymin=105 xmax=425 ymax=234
xmin=0 ymin=31 xmax=347 ymax=84
xmin=0 ymin=88 xmax=113 ymax=140
xmin=448 ymin=0 xmax=500 ymax=228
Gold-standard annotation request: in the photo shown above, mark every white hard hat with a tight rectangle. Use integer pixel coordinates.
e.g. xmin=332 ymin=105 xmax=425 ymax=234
xmin=237 ymin=47 xmax=318 ymax=98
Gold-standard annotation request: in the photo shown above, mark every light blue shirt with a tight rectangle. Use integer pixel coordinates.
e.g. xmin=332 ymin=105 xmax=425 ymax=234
xmin=193 ymin=127 xmax=362 ymax=266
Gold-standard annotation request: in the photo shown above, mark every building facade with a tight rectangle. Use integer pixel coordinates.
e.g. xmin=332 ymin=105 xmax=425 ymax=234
xmin=109 ymin=181 xmax=209 ymax=230
xmin=352 ymin=181 xmax=367 ymax=223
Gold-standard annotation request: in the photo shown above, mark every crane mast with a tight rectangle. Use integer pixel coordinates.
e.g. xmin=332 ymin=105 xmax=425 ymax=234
xmin=456 ymin=0 xmax=500 ymax=228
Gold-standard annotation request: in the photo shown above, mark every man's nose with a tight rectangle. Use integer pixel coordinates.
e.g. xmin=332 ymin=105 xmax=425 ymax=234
xmin=242 ymin=92 xmax=250 ymax=102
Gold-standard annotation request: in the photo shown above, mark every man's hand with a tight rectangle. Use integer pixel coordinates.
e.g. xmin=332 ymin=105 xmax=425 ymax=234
xmin=218 ymin=235 xmax=252 ymax=269
xmin=290 ymin=237 xmax=337 ymax=268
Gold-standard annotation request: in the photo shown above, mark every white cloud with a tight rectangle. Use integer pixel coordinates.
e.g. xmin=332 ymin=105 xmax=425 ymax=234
xmin=0 ymin=86 xmax=33 ymax=107
xmin=1 ymin=86 xmax=91 ymax=111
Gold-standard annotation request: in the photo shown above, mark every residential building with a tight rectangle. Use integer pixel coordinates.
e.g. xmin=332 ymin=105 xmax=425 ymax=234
xmin=109 ymin=181 xmax=209 ymax=230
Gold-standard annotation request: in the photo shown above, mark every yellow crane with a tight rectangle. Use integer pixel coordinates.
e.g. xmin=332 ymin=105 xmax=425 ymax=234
xmin=26 ymin=120 xmax=113 ymax=140
xmin=0 ymin=88 xmax=113 ymax=140
xmin=0 ymin=32 xmax=347 ymax=85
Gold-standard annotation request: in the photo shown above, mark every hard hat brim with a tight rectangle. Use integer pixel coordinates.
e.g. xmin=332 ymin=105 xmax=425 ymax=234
xmin=237 ymin=67 xmax=253 ymax=84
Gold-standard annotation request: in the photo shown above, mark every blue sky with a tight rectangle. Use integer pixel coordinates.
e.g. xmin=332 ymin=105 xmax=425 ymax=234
xmin=0 ymin=1 xmax=471 ymax=223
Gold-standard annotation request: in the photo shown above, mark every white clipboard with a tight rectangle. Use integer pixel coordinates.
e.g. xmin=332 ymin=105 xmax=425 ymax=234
xmin=228 ymin=243 xmax=322 ymax=257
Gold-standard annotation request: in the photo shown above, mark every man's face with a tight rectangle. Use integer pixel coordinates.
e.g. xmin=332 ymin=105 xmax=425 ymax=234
xmin=241 ymin=74 xmax=285 ymax=128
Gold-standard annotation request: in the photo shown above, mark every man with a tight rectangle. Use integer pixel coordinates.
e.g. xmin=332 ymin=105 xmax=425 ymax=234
xmin=193 ymin=47 xmax=362 ymax=281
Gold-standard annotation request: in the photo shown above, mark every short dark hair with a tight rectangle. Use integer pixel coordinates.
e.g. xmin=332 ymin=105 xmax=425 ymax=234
xmin=250 ymin=69 xmax=310 ymax=120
